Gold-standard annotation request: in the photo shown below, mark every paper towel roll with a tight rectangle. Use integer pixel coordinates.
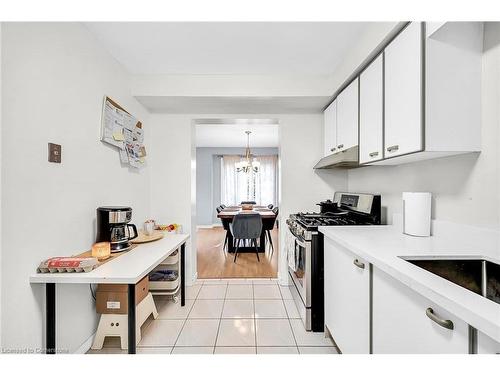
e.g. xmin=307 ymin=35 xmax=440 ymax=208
xmin=402 ymin=192 xmax=432 ymax=237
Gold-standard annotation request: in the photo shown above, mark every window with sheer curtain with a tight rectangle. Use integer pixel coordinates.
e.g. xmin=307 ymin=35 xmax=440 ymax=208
xmin=221 ymin=155 xmax=278 ymax=206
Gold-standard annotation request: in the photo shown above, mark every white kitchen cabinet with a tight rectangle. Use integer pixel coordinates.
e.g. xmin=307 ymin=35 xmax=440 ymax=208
xmin=373 ymin=21 xmax=482 ymax=166
xmin=359 ymin=54 xmax=384 ymax=164
xmin=324 ymin=237 xmax=370 ymax=354
xmin=323 ymin=99 xmax=337 ymax=156
xmin=336 ymin=78 xmax=359 ymax=151
xmin=372 ymin=267 xmax=469 ymax=353
xmin=384 ymin=22 xmax=423 ymax=159
xmin=477 ymin=331 xmax=500 ymax=354
xmin=318 ymin=22 xmax=482 ymax=168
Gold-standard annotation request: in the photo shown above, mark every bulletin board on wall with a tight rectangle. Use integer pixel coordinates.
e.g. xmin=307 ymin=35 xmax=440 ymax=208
xmin=100 ymin=96 xmax=146 ymax=168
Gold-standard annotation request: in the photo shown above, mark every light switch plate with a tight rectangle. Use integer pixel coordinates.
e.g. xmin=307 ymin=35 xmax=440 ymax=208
xmin=48 ymin=143 xmax=61 ymax=163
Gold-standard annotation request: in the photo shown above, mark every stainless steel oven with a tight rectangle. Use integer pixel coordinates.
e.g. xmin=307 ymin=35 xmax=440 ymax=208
xmin=286 ymin=224 xmax=319 ymax=331
xmin=289 ymin=233 xmax=311 ymax=308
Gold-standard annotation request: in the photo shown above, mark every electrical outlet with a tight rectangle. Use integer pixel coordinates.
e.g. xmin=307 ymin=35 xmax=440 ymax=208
xmin=48 ymin=143 xmax=62 ymax=163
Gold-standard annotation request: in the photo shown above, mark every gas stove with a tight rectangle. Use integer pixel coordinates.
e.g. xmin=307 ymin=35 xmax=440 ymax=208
xmin=286 ymin=192 xmax=381 ymax=332
xmin=286 ymin=192 xmax=381 ymax=240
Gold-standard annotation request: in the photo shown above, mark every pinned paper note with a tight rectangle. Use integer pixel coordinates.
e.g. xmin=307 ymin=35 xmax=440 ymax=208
xmin=101 ymin=96 xmax=146 ymax=169
xmin=112 ymin=131 xmax=124 ymax=141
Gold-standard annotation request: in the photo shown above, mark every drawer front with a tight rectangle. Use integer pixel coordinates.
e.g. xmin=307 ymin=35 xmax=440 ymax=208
xmin=372 ymin=267 xmax=468 ymax=353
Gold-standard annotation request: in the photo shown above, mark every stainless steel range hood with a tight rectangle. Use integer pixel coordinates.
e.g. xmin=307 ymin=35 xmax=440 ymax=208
xmin=313 ymin=146 xmax=360 ymax=169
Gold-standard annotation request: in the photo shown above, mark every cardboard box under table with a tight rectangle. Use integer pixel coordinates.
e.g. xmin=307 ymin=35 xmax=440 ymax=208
xmin=96 ymin=276 xmax=149 ymax=314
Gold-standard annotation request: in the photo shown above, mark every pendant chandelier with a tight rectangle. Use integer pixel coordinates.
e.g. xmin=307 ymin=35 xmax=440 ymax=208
xmin=236 ymin=131 xmax=260 ymax=173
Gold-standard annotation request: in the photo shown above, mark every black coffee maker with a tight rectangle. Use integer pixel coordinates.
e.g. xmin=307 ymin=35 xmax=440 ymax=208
xmin=96 ymin=206 xmax=138 ymax=252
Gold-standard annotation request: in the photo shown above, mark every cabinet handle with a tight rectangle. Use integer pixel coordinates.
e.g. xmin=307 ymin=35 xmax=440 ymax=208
xmin=338 ymin=144 xmax=344 ymax=149
xmin=369 ymin=151 xmax=379 ymax=158
xmin=425 ymin=308 xmax=454 ymax=330
xmin=387 ymin=145 xmax=399 ymax=152
xmin=353 ymin=259 xmax=365 ymax=269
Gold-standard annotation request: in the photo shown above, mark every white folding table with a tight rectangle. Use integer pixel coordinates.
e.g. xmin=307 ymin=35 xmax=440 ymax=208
xmin=30 ymin=233 xmax=189 ymax=354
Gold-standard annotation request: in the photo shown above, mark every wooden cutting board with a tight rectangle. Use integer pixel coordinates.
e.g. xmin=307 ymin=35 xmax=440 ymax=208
xmin=131 ymin=230 xmax=164 ymax=244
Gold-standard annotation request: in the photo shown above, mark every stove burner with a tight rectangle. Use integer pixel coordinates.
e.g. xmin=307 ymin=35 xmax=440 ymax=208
xmin=297 ymin=211 xmax=348 ymax=218
xmin=292 ymin=211 xmax=370 ymax=229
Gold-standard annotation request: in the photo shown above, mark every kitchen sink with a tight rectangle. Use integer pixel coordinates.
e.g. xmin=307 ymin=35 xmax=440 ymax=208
xmin=401 ymin=257 xmax=500 ymax=305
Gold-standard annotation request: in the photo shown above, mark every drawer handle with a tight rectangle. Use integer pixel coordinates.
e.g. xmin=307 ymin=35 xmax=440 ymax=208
xmin=369 ymin=151 xmax=379 ymax=158
xmin=387 ymin=145 xmax=399 ymax=152
xmin=425 ymin=308 xmax=454 ymax=330
xmin=353 ymin=259 xmax=365 ymax=269
xmin=337 ymin=144 xmax=344 ymax=149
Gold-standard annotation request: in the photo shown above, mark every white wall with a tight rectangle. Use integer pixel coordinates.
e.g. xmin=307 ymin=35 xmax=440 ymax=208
xmin=277 ymin=114 xmax=347 ymax=282
xmin=149 ymin=113 xmax=347 ymax=284
xmin=148 ymin=115 xmax=197 ymax=282
xmin=325 ymin=22 xmax=401 ymax=97
xmin=345 ymin=23 xmax=500 ymax=228
xmin=1 ymin=23 xmax=150 ymax=353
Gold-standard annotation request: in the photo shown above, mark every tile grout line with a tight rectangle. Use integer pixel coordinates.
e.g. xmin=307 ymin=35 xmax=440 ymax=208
xmin=278 ymin=281 xmax=299 ymax=352
xmin=170 ymin=280 xmax=203 ymax=353
xmin=213 ymin=283 xmax=228 ymax=353
xmin=252 ymin=282 xmax=257 ymax=350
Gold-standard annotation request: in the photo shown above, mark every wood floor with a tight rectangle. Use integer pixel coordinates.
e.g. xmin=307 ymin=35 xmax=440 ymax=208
xmin=197 ymin=226 xmax=278 ymax=279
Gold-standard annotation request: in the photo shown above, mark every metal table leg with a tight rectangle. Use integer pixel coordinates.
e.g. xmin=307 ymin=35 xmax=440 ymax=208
xmin=46 ymin=283 xmax=56 ymax=354
xmin=128 ymin=284 xmax=136 ymax=354
xmin=180 ymin=243 xmax=185 ymax=306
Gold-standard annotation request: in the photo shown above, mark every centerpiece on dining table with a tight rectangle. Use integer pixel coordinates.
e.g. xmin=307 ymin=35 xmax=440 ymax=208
xmin=241 ymin=203 xmax=254 ymax=211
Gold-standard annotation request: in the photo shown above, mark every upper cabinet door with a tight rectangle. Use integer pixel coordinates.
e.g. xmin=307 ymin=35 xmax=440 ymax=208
xmin=323 ymin=99 xmax=338 ymax=156
xmin=359 ymin=54 xmax=384 ymax=164
xmin=384 ymin=22 xmax=423 ymax=158
xmin=336 ymin=78 xmax=359 ymax=151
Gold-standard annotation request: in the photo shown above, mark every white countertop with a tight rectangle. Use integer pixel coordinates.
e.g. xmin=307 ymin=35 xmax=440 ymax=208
xmin=29 ymin=233 xmax=189 ymax=284
xmin=319 ymin=222 xmax=500 ymax=342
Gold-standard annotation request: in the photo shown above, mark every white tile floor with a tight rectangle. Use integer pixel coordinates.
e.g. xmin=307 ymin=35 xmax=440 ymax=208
xmin=88 ymin=278 xmax=339 ymax=355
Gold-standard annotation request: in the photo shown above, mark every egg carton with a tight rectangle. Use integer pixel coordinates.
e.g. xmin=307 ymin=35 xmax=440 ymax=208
xmin=37 ymin=257 xmax=99 ymax=273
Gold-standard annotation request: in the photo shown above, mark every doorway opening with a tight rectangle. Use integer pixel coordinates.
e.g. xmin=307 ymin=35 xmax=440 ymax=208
xmin=194 ymin=119 xmax=280 ymax=279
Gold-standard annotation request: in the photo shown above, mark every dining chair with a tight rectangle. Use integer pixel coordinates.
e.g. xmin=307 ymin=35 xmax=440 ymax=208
xmin=263 ymin=206 xmax=278 ymax=257
xmin=267 ymin=204 xmax=274 ymax=209
xmin=230 ymin=212 xmax=262 ymax=263
xmin=240 ymin=200 xmax=257 ymax=205
xmin=216 ymin=206 xmax=230 ymax=255
xmin=273 ymin=206 xmax=279 ymax=229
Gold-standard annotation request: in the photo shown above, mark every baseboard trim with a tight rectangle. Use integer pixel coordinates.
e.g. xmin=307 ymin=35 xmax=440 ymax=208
xmin=74 ymin=332 xmax=95 ymax=354
xmin=191 ymin=272 xmax=198 ymax=286
xmin=196 ymin=224 xmax=223 ymax=229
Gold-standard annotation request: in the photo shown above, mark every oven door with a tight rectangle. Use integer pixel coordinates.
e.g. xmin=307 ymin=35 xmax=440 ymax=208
xmin=289 ymin=234 xmax=312 ymax=307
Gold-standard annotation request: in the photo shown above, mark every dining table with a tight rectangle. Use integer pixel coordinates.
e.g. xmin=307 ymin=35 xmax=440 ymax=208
xmin=216 ymin=206 xmax=276 ymax=253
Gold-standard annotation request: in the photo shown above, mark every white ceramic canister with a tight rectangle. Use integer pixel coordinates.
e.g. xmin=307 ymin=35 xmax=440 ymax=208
xmin=402 ymin=192 xmax=432 ymax=237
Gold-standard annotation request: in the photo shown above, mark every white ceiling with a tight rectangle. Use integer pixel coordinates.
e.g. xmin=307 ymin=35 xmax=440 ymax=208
xmin=136 ymin=96 xmax=329 ymax=114
xmin=84 ymin=22 xmax=368 ymax=75
xmin=196 ymin=123 xmax=279 ymax=148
